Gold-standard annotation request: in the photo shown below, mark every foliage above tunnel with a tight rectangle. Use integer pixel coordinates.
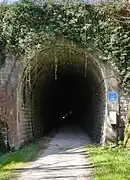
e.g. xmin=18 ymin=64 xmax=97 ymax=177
xmin=0 ymin=0 xmax=130 ymax=87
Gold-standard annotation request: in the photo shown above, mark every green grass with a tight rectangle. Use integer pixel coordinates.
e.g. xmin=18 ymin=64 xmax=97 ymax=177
xmin=88 ymin=145 xmax=130 ymax=180
xmin=0 ymin=144 xmax=38 ymax=180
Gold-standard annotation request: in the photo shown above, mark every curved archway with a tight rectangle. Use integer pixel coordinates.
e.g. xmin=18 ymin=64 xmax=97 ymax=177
xmin=18 ymin=40 xmax=107 ymax=145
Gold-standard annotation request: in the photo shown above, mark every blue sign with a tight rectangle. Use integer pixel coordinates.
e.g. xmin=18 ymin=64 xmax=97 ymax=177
xmin=108 ymin=91 xmax=118 ymax=103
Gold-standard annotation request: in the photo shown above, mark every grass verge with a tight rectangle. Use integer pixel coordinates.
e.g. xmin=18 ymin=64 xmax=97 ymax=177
xmin=0 ymin=144 xmax=38 ymax=180
xmin=87 ymin=145 xmax=130 ymax=180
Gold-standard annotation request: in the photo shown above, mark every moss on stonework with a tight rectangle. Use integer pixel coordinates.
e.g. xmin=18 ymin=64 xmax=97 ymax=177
xmin=0 ymin=47 xmax=6 ymax=69
xmin=0 ymin=137 xmax=6 ymax=153
xmin=0 ymin=123 xmax=6 ymax=152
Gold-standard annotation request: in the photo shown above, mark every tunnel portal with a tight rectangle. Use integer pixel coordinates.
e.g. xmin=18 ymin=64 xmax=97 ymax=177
xmin=19 ymin=41 xmax=107 ymax=145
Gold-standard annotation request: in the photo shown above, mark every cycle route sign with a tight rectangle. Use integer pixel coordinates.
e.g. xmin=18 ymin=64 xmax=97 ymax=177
xmin=108 ymin=91 xmax=119 ymax=103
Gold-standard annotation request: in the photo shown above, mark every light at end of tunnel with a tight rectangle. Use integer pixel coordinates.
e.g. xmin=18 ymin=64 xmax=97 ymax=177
xmin=63 ymin=111 xmax=73 ymax=119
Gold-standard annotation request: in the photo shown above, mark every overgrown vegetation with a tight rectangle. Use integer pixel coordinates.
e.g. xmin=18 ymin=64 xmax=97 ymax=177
xmin=124 ymin=105 xmax=130 ymax=147
xmin=0 ymin=0 xmax=130 ymax=87
xmin=88 ymin=145 xmax=130 ymax=180
xmin=0 ymin=144 xmax=37 ymax=180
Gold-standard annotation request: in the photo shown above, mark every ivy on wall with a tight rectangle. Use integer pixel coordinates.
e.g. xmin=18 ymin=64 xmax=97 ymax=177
xmin=0 ymin=0 xmax=130 ymax=87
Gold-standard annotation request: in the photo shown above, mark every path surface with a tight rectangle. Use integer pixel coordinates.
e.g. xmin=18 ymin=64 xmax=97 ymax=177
xmin=18 ymin=126 xmax=93 ymax=180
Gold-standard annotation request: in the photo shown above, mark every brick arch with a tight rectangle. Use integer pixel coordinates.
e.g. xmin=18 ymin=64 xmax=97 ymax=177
xmin=0 ymin=40 xmax=120 ymax=150
xmin=17 ymin=41 xmax=110 ymax=147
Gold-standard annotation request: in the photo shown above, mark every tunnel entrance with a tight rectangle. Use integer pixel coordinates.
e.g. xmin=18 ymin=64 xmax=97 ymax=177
xmin=20 ymin=42 xmax=107 ymax=145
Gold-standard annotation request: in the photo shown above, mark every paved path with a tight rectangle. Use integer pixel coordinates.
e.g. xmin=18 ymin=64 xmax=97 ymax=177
xmin=18 ymin=126 xmax=93 ymax=180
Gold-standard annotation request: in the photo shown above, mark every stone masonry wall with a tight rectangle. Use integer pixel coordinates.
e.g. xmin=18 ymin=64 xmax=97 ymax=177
xmin=91 ymin=79 xmax=106 ymax=144
xmin=0 ymin=55 xmax=20 ymax=149
xmin=119 ymin=91 xmax=130 ymax=140
xmin=91 ymin=65 xmax=107 ymax=144
xmin=0 ymin=52 xmax=129 ymax=150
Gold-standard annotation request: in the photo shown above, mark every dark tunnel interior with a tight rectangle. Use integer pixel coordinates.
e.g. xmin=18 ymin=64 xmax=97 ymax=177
xmin=30 ymin=62 xmax=106 ymax=143
xmin=22 ymin=46 xmax=106 ymax=144
xmin=38 ymin=67 xmax=92 ymax=134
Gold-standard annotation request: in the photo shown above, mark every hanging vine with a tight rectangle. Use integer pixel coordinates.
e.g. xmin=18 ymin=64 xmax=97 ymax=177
xmin=54 ymin=51 xmax=58 ymax=80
